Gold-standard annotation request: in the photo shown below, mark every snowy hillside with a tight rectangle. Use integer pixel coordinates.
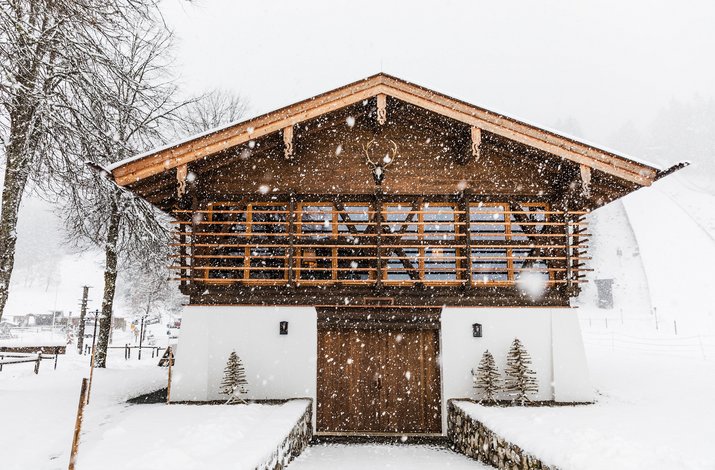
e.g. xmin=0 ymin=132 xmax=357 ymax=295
xmin=578 ymin=170 xmax=715 ymax=338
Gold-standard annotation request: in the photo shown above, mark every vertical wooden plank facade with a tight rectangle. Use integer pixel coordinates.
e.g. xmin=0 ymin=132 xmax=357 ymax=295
xmin=317 ymin=311 xmax=441 ymax=434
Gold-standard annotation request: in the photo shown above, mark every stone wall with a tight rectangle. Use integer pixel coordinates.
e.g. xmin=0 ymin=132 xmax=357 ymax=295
xmin=448 ymin=400 xmax=556 ymax=470
xmin=256 ymin=400 xmax=313 ymax=470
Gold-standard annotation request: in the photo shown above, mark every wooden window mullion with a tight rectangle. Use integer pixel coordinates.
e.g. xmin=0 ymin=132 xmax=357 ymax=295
xmin=332 ymin=204 xmax=338 ymax=282
xmin=461 ymin=192 xmax=472 ymax=286
xmin=505 ymin=204 xmax=514 ymax=282
xmin=418 ymin=202 xmax=425 ymax=281
xmin=288 ymin=194 xmax=296 ymax=286
xmin=244 ymin=204 xmax=252 ymax=281
xmin=375 ymin=191 xmax=383 ymax=289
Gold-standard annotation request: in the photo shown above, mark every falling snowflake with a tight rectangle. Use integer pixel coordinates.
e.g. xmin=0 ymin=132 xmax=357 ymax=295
xmin=346 ymin=116 xmax=356 ymax=127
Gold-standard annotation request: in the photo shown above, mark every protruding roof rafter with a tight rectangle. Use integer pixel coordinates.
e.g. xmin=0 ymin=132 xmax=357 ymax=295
xmin=110 ymin=73 xmax=669 ymax=187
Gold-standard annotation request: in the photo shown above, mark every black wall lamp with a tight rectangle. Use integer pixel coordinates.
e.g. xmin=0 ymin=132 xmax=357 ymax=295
xmin=279 ymin=321 xmax=289 ymax=335
xmin=472 ymin=323 xmax=482 ymax=338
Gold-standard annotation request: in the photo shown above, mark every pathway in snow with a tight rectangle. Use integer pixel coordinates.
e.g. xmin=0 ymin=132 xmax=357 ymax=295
xmin=288 ymin=443 xmax=488 ymax=469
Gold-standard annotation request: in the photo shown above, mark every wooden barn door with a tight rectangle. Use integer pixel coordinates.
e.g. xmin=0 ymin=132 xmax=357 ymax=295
xmin=317 ymin=310 xmax=442 ymax=434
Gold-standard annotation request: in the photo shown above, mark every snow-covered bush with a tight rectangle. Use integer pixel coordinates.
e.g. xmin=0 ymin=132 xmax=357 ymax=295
xmin=504 ymin=338 xmax=538 ymax=405
xmin=220 ymin=351 xmax=249 ymax=404
xmin=472 ymin=350 xmax=501 ymax=403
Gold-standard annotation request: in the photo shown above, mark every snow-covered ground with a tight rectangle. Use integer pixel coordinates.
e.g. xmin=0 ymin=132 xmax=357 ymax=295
xmin=452 ymin=172 xmax=715 ymax=470
xmin=0 ymin=346 xmax=305 ymax=470
xmin=0 ymin=349 xmax=164 ymax=470
xmin=290 ymin=443 xmax=488 ymax=469
xmin=79 ymin=400 xmax=309 ymax=470
xmin=457 ymin=348 xmax=715 ymax=470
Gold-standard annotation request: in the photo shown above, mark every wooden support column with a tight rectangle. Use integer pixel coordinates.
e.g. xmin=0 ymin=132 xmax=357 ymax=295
xmin=460 ymin=190 xmax=473 ymax=287
xmin=187 ymin=179 xmax=199 ymax=294
xmin=288 ymin=192 xmax=296 ymax=287
xmin=564 ymin=210 xmax=573 ymax=292
xmin=375 ymin=189 xmax=384 ymax=290
xmin=283 ymin=125 xmax=294 ymax=160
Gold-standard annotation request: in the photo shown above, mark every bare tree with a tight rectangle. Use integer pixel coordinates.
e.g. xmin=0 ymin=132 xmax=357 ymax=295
xmin=0 ymin=0 xmax=157 ymax=323
xmin=120 ymin=255 xmax=183 ymax=325
xmin=55 ymin=14 xmax=183 ymax=367
xmin=173 ymin=89 xmax=248 ymax=138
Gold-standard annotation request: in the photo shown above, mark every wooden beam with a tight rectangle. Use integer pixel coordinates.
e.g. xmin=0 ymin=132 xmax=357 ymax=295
xmin=375 ymin=82 xmax=653 ymax=185
xmin=283 ymin=125 xmax=294 ymax=160
xmin=376 ymin=93 xmax=387 ymax=125
xmin=113 ymin=80 xmax=383 ymax=185
xmin=471 ymin=126 xmax=481 ymax=161
xmin=378 ymin=76 xmax=651 ymax=176
xmin=579 ymin=164 xmax=591 ymax=197
xmin=112 ymin=74 xmax=657 ymax=187
xmin=176 ymin=164 xmax=188 ymax=198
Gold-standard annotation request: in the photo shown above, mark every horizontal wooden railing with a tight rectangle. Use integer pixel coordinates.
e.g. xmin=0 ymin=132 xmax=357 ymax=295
xmin=171 ymin=201 xmax=589 ymax=291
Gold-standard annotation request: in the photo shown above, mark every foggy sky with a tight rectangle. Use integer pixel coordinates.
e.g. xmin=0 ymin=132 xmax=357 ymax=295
xmin=6 ymin=0 xmax=714 ymax=316
xmin=161 ymin=0 xmax=715 ymax=146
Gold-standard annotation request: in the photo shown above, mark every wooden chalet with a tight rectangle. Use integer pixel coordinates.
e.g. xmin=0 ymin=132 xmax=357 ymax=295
xmin=109 ymin=74 xmax=685 ymax=435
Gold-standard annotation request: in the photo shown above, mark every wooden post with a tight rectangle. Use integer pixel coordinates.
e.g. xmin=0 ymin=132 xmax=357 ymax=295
xmin=86 ymin=340 xmax=97 ymax=405
xmin=189 ymin=182 xmax=199 ymax=292
xmin=138 ymin=316 xmax=145 ymax=361
xmin=374 ymin=189 xmax=383 ymax=290
xmin=77 ymin=286 xmax=90 ymax=355
xmin=54 ymin=347 xmax=59 ymax=370
xmin=460 ymin=190 xmax=473 ymax=287
xmin=288 ymin=192 xmax=296 ymax=287
xmin=34 ymin=352 xmax=41 ymax=374
xmin=68 ymin=378 xmax=89 ymax=470
xmin=565 ymin=210 xmax=572 ymax=291
xmin=166 ymin=347 xmax=174 ymax=404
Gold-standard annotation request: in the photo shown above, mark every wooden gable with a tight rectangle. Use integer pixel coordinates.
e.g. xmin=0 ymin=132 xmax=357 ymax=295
xmin=109 ymin=73 xmax=686 ymax=213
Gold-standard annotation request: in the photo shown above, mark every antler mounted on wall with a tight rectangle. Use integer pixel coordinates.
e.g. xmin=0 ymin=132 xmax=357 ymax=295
xmin=363 ymin=138 xmax=398 ymax=185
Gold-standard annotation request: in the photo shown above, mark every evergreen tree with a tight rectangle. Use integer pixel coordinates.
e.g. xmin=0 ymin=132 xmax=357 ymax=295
xmin=219 ymin=351 xmax=248 ymax=404
xmin=472 ymin=350 xmax=500 ymax=403
xmin=504 ymin=338 xmax=538 ymax=405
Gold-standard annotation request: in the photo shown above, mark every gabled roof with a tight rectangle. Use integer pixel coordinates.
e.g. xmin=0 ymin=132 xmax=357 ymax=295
xmin=109 ymin=73 xmax=685 ymax=187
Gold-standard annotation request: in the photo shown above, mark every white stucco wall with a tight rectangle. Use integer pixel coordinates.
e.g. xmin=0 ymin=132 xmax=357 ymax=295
xmin=440 ymin=307 xmax=593 ymax=430
xmin=173 ymin=305 xmax=591 ymax=434
xmin=171 ymin=305 xmax=317 ymax=404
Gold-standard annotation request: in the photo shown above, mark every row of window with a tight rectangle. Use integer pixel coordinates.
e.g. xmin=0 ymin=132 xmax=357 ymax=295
xmin=204 ymin=201 xmax=549 ymax=240
xmin=187 ymin=201 xmax=558 ymax=285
